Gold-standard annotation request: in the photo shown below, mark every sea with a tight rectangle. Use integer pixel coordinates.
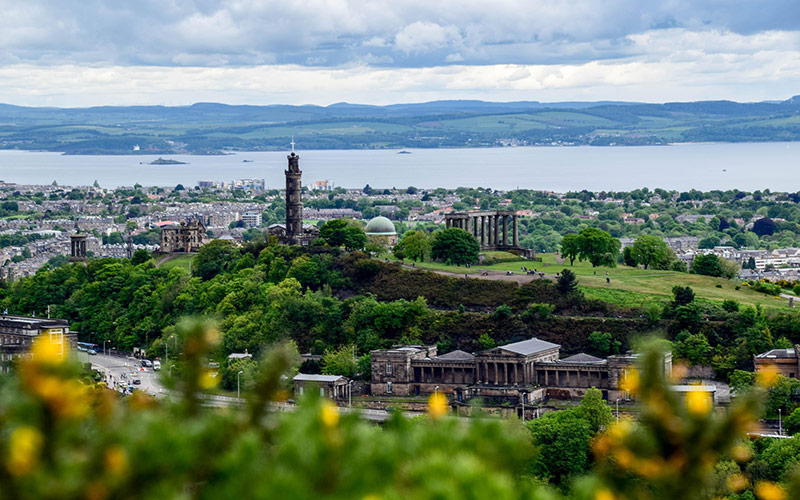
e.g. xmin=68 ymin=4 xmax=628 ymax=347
xmin=0 ymin=142 xmax=797 ymax=192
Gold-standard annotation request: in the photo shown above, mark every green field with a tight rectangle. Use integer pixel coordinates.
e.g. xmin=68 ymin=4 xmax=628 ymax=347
xmin=158 ymin=254 xmax=194 ymax=272
xmin=396 ymin=252 xmax=794 ymax=310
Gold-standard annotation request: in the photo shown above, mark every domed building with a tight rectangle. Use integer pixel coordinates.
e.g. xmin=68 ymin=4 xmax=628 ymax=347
xmin=365 ymin=216 xmax=398 ymax=247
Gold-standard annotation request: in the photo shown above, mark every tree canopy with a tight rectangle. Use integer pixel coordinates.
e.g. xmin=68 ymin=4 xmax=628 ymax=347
xmin=430 ymin=228 xmax=479 ymax=265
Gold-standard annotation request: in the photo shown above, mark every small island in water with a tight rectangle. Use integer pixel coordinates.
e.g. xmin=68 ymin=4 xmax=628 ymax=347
xmin=149 ymin=157 xmax=188 ymax=165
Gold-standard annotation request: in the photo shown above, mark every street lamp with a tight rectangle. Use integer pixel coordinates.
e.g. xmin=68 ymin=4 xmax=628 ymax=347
xmin=104 ymin=339 xmax=111 ymax=356
xmin=616 ymin=399 xmax=620 ymax=423
xmin=237 ymin=370 xmax=244 ymax=400
xmin=434 ymin=385 xmax=440 ymax=397
xmin=348 ymin=380 xmax=353 ymax=408
xmin=521 ymin=391 xmax=527 ymax=422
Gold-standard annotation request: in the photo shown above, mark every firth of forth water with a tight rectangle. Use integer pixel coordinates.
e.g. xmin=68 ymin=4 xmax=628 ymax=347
xmin=0 ymin=142 xmax=797 ymax=191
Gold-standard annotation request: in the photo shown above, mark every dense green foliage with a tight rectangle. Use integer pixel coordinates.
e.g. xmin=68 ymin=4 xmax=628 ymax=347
xmin=430 ymin=228 xmax=480 ymax=265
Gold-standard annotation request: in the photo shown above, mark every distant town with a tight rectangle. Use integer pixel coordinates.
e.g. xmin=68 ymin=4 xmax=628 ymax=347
xmin=1 ymin=176 xmax=799 ymax=283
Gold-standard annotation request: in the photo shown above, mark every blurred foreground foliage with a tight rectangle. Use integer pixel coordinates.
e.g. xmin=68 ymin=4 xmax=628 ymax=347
xmin=2 ymin=323 xmax=800 ymax=500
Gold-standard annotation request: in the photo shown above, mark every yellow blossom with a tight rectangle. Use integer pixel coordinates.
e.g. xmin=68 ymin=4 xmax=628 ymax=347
xmin=30 ymin=336 xmax=64 ymax=365
xmin=670 ymin=362 xmax=688 ymax=383
xmin=756 ymin=365 xmax=781 ymax=388
xmin=686 ymin=389 xmax=712 ymax=416
xmin=727 ymin=473 xmax=749 ymax=492
xmin=595 ymin=489 xmax=615 ymax=500
xmin=200 ymin=370 xmax=219 ymax=389
xmin=755 ymin=481 xmax=787 ymax=500
xmin=7 ymin=426 xmax=43 ymax=476
xmin=105 ymin=445 xmax=128 ymax=478
xmin=321 ymin=401 xmax=339 ymax=428
xmin=428 ymin=392 xmax=448 ymax=419
xmin=731 ymin=443 xmax=753 ymax=463
xmin=620 ymin=368 xmax=639 ymax=395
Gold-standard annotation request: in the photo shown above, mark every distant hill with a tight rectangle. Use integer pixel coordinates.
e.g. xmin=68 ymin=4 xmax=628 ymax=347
xmin=0 ymin=98 xmax=798 ymax=154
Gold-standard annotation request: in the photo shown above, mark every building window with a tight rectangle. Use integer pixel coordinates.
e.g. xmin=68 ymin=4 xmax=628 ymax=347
xmin=386 ymin=362 xmax=393 ymax=375
xmin=387 ymin=381 xmax=393 ymax=394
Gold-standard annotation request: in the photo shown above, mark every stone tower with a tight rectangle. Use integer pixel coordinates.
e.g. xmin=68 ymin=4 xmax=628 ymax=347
xmin=285 ymin=152 xmax=303 ymax=244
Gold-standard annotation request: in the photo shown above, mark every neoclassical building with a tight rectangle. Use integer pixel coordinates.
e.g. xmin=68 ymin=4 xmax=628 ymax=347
xmin=444 ymin=210 xmax=533 ymax=258
xmin=365 ymin=216 xmax=398 ymax=247
xmin=370 ymin=337 xmax=667 ymax=404
xmin=160 ymin=219 xmax=205 ymax=253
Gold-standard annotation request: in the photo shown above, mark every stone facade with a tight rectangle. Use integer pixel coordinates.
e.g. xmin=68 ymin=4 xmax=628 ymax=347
xmin=0 ymin=315 xmax=74 ymax=373
xmin=70 ymin=234 xmax=87 ymax=261
xmin=445 ymin=210 xmax=533 ymax=258
xmin=371 ymin=338 xmax=669 ymax=404
xmin=160 ymin=220 xmax=205 ymax=253
xmin=269 ymin=152 xmax=319 ymax=246
xmin=754 ymin=346 xmax=800 ymax=379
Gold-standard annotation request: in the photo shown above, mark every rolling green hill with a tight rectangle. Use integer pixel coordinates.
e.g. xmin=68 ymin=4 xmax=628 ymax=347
xmin=1 ymin=98 xmax=799 ymax=154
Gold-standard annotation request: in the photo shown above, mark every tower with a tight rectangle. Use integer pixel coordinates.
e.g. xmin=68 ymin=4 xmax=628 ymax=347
xmin=285 ymin=151 xmax=303 ymax=244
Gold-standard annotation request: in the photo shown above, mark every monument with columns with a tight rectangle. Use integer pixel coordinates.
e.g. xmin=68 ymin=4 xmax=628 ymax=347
xmin=444 ymin=210 xmax=532 ymax=257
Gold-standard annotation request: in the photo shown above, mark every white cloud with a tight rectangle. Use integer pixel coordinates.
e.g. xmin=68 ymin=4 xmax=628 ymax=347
xmin=394 ymin=22 xmax=463 ymax=54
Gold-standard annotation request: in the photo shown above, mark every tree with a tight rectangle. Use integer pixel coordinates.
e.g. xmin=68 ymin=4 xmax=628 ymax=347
xmin=527 ymin=410 xmax=593 ymax=483
xmin=192 ymin=240 xmax=238 ymax=280
xmin=556 ymin=268 xmax=579 ymax=295
xmin=752 ymin=217 xmax=776 ymax=236
xmin=622 ymin=246 xmax=637 ymax=267
xmin=430 ymin=228 xmax=479 ymax=265
xmin=691 ymin=254 xmax=724 ymax=277
xmin=397 ymin=230 xmax=430 ymax=262
xmin=785 ymin=408 xmax=800 ymax=435
xmin=560 ymin=233 xmax=581 ymax=265
xmin=342 ymin=226 xmax=366 ymax=251
xmin=576 ymin=227 xmax=620 ymax=268
xmin=131 ymin=249 xmax=151 ymax=265
xmin=631 ymin=235 xmax=669 ymax=269
xmin=576 ymin=387 xmax=613 ymax=433
xmin=673 ymin=331 xmax=712 ymax=365
xmin=698 ymin=236 xmax=721 ymax=249
xmin=672 ymin=286 xmax=695 ymax=306
xmin=589 ymin=331 xmax=621 ymax=356
xmin=321 ymin=344 xmax=358 ymax=378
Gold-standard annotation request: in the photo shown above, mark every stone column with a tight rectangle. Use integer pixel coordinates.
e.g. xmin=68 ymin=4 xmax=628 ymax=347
xmin=493 ymin=363 xmax=498 ymax=385
xmin=489 ymin=216 xmax=495 ymax=245
xmin=480 ymin=216 xmax=486 ymax=246
xmin=503 ymin=215 xmax=509 ymax=246
xmin=503 ymin=363 xmax=508 ymax=385
xmin=513 ymin=215 xmax=518 ymax=247
xmin=494 ymin=215 xmax=500 ymax=246
xmin=514 ymin=364 xmax=518 ymax=385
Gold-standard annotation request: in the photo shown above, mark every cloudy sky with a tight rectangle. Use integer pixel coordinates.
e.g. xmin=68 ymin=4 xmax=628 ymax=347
xmin=1 ymin=0 xmax=799 ymax=107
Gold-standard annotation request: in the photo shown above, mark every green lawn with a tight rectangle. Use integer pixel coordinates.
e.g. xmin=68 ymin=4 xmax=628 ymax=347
xmin=158 ymin=254 xmax=194 ymax=272
xmin=393 ymin=253 xmax=794 ymax=310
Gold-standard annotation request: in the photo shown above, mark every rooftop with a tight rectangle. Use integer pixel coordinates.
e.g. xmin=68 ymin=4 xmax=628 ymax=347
xmin=293 ymin=374 xmax=346 ymax=383
xmin=497 ymin=337 xmax=560 ymax=356
xmin=435 ymin=350 xmax=475 ymax=362
xmin=755 ymin=348 xmax=797 ymax=359
xmin=560 ymin=353 xmax=604 ymax=363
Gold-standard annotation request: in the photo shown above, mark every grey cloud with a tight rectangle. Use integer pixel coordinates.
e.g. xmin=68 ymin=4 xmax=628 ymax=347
xmin=0 ymin=0 xmax=798 ymax=68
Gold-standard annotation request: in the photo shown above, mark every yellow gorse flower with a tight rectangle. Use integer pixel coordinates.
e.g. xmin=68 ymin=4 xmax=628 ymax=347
xmin=756 ymin=365 xmax=781 ymax=388
xmin=104 ymin=445 xmax=128 ymax=478
xmin=620 ymin=368 xmax=639 ymax=395
xmin=685 ymin=389 xmax=712 ymax=416
xmin=321 ymin=401 xmax=339 ymax=428
xmin=7 ymin=426 xmax=43 ymax=476
xmin=428 ymin=392 xmax=448 ymax=419
xmin=755 ymin=481 xmax=787 ymax=500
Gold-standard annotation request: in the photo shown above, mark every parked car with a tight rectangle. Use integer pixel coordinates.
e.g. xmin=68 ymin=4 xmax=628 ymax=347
xmin=133 ymin=379 xmax=141 ymax=385
xmin=153 ymin=360 xmax=161 ymax=371
xmin=141 ymin=359 xmax=152 ymax=368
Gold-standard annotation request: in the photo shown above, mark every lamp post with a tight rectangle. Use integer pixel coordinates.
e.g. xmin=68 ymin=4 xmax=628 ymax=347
xmin=521 ymin=391 xmax=527 ymax=422
xmin=434 ymin=385 xmax=440 ymax=396
xmin=169 ymin=364 xmax=175 ymax=377
xmin=237 ymin=370 xmax=244 ymax=400
xmin=616 ymin=399 xmax=620 ymax=423
xmin=348 ymin=380 xmax=353 ymax=408
xmin=104 ymin=339 xmax=111 ymax=356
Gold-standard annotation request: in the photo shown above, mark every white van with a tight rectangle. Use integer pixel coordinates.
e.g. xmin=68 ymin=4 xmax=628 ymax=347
xmin=153 ymin=360 xmax=161 ymax=371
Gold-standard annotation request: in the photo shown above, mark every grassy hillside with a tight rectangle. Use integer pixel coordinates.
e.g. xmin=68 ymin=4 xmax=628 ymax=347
xmin=399 ymin=252 xmax=794 ymax=310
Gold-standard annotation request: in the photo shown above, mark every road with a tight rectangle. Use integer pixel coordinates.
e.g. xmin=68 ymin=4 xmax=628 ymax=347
xmin=76 ymin=351 xmax=165 ymax=396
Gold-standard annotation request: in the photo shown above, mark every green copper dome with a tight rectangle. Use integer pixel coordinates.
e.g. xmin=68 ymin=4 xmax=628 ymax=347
xmin=365 ymin=216 xmax=397 ymax=235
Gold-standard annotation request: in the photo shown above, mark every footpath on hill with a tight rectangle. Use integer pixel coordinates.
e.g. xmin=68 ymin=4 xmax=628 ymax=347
xmin=400 ymin=264 xmax=557 ymax=285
